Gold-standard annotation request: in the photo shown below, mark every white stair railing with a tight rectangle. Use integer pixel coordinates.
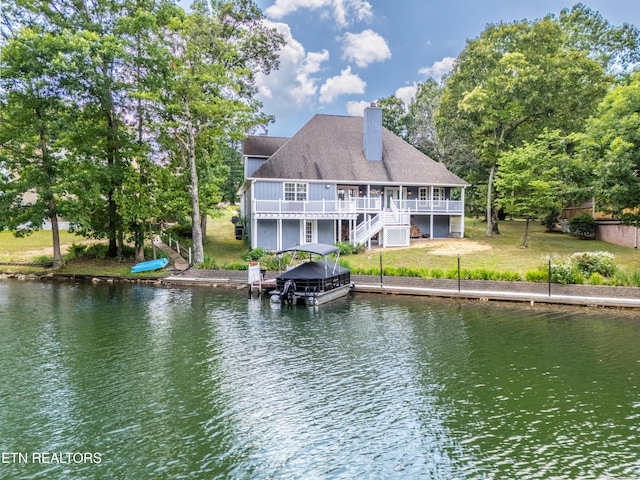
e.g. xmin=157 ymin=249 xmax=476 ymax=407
xmin=353 ymin=214 xmax=385 ymax=245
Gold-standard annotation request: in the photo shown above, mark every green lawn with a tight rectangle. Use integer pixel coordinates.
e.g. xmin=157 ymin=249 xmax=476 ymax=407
xmin=202 ymin=206 xmax=247 ymax=266
xmin=3 ymin=210 xmax=640 ymax=281
xmin=0 ymin=229 xmax=82 ymax=261
xmin=342 ymin=217 xmax=640 ymax=278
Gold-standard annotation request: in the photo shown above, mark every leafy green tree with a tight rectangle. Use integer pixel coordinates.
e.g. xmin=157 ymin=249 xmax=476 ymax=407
xmin=584 ymin=71 xmax=640 ymax=226
xmin=558 ymin=3 xmax=640 ymax=73
xmin=3 ymin=0 xmax=183 ymax=261
xmin=378 ymin=96 xmax=407 ymax=138
xmin=495 ymin=130 xmax=575 ymax=247
xmin=438 ymin=10 xmax=631 ymax=237
xmin=161 ymin=0 xmax=283 ymax=265
xmin=405 ymin=80 xmax=445 ymax=161
xmin=0 ymin=26 xmax=72 ymax=268
xmin=217 ymin=141 xmax=243 ymax=204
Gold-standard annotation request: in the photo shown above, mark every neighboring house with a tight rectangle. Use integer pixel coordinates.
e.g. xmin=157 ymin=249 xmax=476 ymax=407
xmin=238 ymin=106 xmax=469 ymax=251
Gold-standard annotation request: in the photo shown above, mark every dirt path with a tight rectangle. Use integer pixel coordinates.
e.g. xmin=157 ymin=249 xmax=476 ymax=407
xmin=379 ymin=239 xmax=492 ymax=256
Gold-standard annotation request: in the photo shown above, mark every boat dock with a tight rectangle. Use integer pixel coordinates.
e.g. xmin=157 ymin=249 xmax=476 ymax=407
xmin=160 ymin=270 xmax=640 ymax=309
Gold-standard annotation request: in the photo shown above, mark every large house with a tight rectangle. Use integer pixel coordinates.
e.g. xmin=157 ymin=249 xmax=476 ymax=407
xmin=238 ymin=106 xmax=469 ymax=251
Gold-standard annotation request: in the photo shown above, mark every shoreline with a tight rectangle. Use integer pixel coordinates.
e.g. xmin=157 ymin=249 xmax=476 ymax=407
xmin=3 ymin=269 xmax=640 ymax=310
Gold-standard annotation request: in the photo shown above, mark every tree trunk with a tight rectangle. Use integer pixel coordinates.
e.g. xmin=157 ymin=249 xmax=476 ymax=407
xmin=491 ymin=206 xmax=500 ymax=235
xmin=135 ymin=226 xmax=145 ymax=262
xmin=201 ymin=214 xmax=207 ymax=242
xmin=185 ymin=99 xmax=204 ymax=265
xmin=521 ymin=217 xmax=530 ymax=248
xmin=49 ymin=200 xmax=62 ymax=269
xmin=37 ymin=109 xmax=62 ymax=269
xmin=486 ymin=162 xmax=496 ymax=237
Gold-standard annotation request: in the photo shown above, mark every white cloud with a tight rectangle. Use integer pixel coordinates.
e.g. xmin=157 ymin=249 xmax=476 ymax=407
xmin=334 ymin=0 xmax=372 ymax=27
xmin=418 ymin=56 xmax=456 ymax=81
xmin=256 ymin=21 xmax=330 ymax=110
xmin=346 ymin=100 xmax=371 ymax=116
xmin=266 ymin=0 xmax=327 ymax=19
xmin=319 ymin=66 xmax=366 ymax=103
xmin=341 ymin=29 xmax=391 ymax=68
xmin=266 ymin=0 xmax=372 ymax=28
xmin=395 ymin=84 xmax=418 ymax=106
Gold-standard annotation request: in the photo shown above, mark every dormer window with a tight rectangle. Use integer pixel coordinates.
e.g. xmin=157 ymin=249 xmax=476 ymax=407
xmin=284 ymin=182 xmax=307 ymax=201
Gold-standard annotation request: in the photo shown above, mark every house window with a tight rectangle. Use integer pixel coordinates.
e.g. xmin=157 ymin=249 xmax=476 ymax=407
xmin=284 ymin=182 xmax=307 ymax=201
xmin=304 ymin=220 xmax=317 ymax=244
xmin=433 ymin=187 xmax=444 ymax=204
xmin=418 ymin=187 xmax=429 ymax=206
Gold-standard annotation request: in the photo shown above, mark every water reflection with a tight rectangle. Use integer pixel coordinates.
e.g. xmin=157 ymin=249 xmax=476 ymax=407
xmin=0 ymin=281 xmax=639 ymax=479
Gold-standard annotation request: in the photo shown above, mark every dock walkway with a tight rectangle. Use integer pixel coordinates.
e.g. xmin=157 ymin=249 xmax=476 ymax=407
xmin=161 ymin=268 xmax=640 ymax=309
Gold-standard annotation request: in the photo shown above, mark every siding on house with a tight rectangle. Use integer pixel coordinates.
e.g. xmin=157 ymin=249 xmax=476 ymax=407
xmin=245 ymin=157 xmax=267 ymax=178
xmin=240 ymin=112 xmax=468 ymax=250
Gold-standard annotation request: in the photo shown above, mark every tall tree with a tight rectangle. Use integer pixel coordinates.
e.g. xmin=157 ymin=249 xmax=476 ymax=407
xmin=161 ymin=0 xmax=283 ymax=265
xmin=3 ymin=0 xmax=182 ymax=261
xmin=0 ymin=26 xmax=71 ymax=268
xmin=495 ymin=130 xmax=577 ymax=247
xmin=405 ymin=80 xmax=446 ymax=162
xmin=438 ymin=16 xmax=613 ymax=237
xmin=584 ymin=71 xmax=640 ymax=226
xmin=378 ymin=95 xmax=407 ymax=138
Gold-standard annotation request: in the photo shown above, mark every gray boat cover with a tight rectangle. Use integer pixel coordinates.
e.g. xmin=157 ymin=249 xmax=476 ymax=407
xmin=276 ymin=259 xmax=349 ymax=280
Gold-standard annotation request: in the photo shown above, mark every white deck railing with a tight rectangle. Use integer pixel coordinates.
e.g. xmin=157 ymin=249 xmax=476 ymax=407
xmin=252 ymin=197 xmax=462 ymax=216
xmin=253 ymin=199 xmax=357 ymax=216
xmin=394 ymin=199 xmax=464 ymax=214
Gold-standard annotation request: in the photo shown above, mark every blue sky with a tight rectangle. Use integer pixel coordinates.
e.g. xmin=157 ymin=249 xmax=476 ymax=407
xmin=250 ymin=0 xmax=640 ymax=137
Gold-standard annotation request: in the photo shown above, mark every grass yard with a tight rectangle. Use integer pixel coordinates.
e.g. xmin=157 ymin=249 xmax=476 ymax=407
xmin=3 ymin=209 xmax=640 ymax=282
xmin=0 ymin=229 xmax=83 ymax=262
xmin=202 ymin=206 xmax=247 ymax=267
xmin=342 ymin=217 xmax=640 ymax=279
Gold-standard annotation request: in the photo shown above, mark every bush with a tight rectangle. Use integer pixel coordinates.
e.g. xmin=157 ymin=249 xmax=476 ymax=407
xmin=526 ymin=269 xmax=548 ymax=283
xmin=67 ymin=243 xmax=87 ymax=259
xmin=589 ymin=273 xmax=605 ymax=285
xmin=570 ymin=251 xmax=616 ymax=277
xmin=569 ymin=213 xmax=596 ymax=239
xmin=430 ymin=268 xmax=444 ymax=279
xmin=336 ymin=241 xmax=364 ymax=255
xmin=167 ymin=223 xmax=193 ymax=238
xmin=542 ymin=209 xmax=560 ymax=232
xmin=243 ymin=247 xmax=269 ymax=262
xmin=550 ymin=262 xmax=585 ymax=284
xmin=201 ymin=254 xmax=217 ymax=269
xmin=629 ymin=271 xmax=640 ymax=288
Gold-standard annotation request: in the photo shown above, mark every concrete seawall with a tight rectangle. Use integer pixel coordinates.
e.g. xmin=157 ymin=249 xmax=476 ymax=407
xmin=162 ymin=270 xmax=640 ymax=309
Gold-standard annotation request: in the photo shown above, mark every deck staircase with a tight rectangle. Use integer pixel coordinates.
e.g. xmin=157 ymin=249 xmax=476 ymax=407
xmin=352 ymin=211 xmax=407 ymax=246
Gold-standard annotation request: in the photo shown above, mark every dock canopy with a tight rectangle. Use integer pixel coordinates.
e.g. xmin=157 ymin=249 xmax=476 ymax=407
xmin=276 ymin=243 xmax=339 ymax=256
xmin=277 ymin=259 xmax=349 ymax=281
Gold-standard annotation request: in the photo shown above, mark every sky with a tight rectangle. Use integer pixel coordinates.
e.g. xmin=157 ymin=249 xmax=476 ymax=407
xmin=248 ymin=0 xmax=640 ymax=137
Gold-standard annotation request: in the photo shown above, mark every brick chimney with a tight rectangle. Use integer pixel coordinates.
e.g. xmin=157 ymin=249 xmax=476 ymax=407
xmin=363 ymin=103 xmax=382 ymax=161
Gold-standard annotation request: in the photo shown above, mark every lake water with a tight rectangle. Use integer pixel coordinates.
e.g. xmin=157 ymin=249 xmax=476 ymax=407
xmin=0 ymin=280 xmax=639 ymax=479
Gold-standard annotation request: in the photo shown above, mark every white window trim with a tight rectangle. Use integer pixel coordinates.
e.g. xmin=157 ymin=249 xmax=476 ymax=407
xmin=418 ymin=187 xmax=429 ymax=206
xmin=433 ymin=187 xmax=445 ymax=205
xmin=302 ymin=219 xmax=317 ymax=244
xmin=284 ymin=182 xmax=308 ymax=202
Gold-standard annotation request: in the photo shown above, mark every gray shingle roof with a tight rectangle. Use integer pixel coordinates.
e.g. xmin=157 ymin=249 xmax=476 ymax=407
xmin=248 ymin=114 xmax=468 ymax=186
xmin=243 ymin=135 xmax=289 ymax=158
